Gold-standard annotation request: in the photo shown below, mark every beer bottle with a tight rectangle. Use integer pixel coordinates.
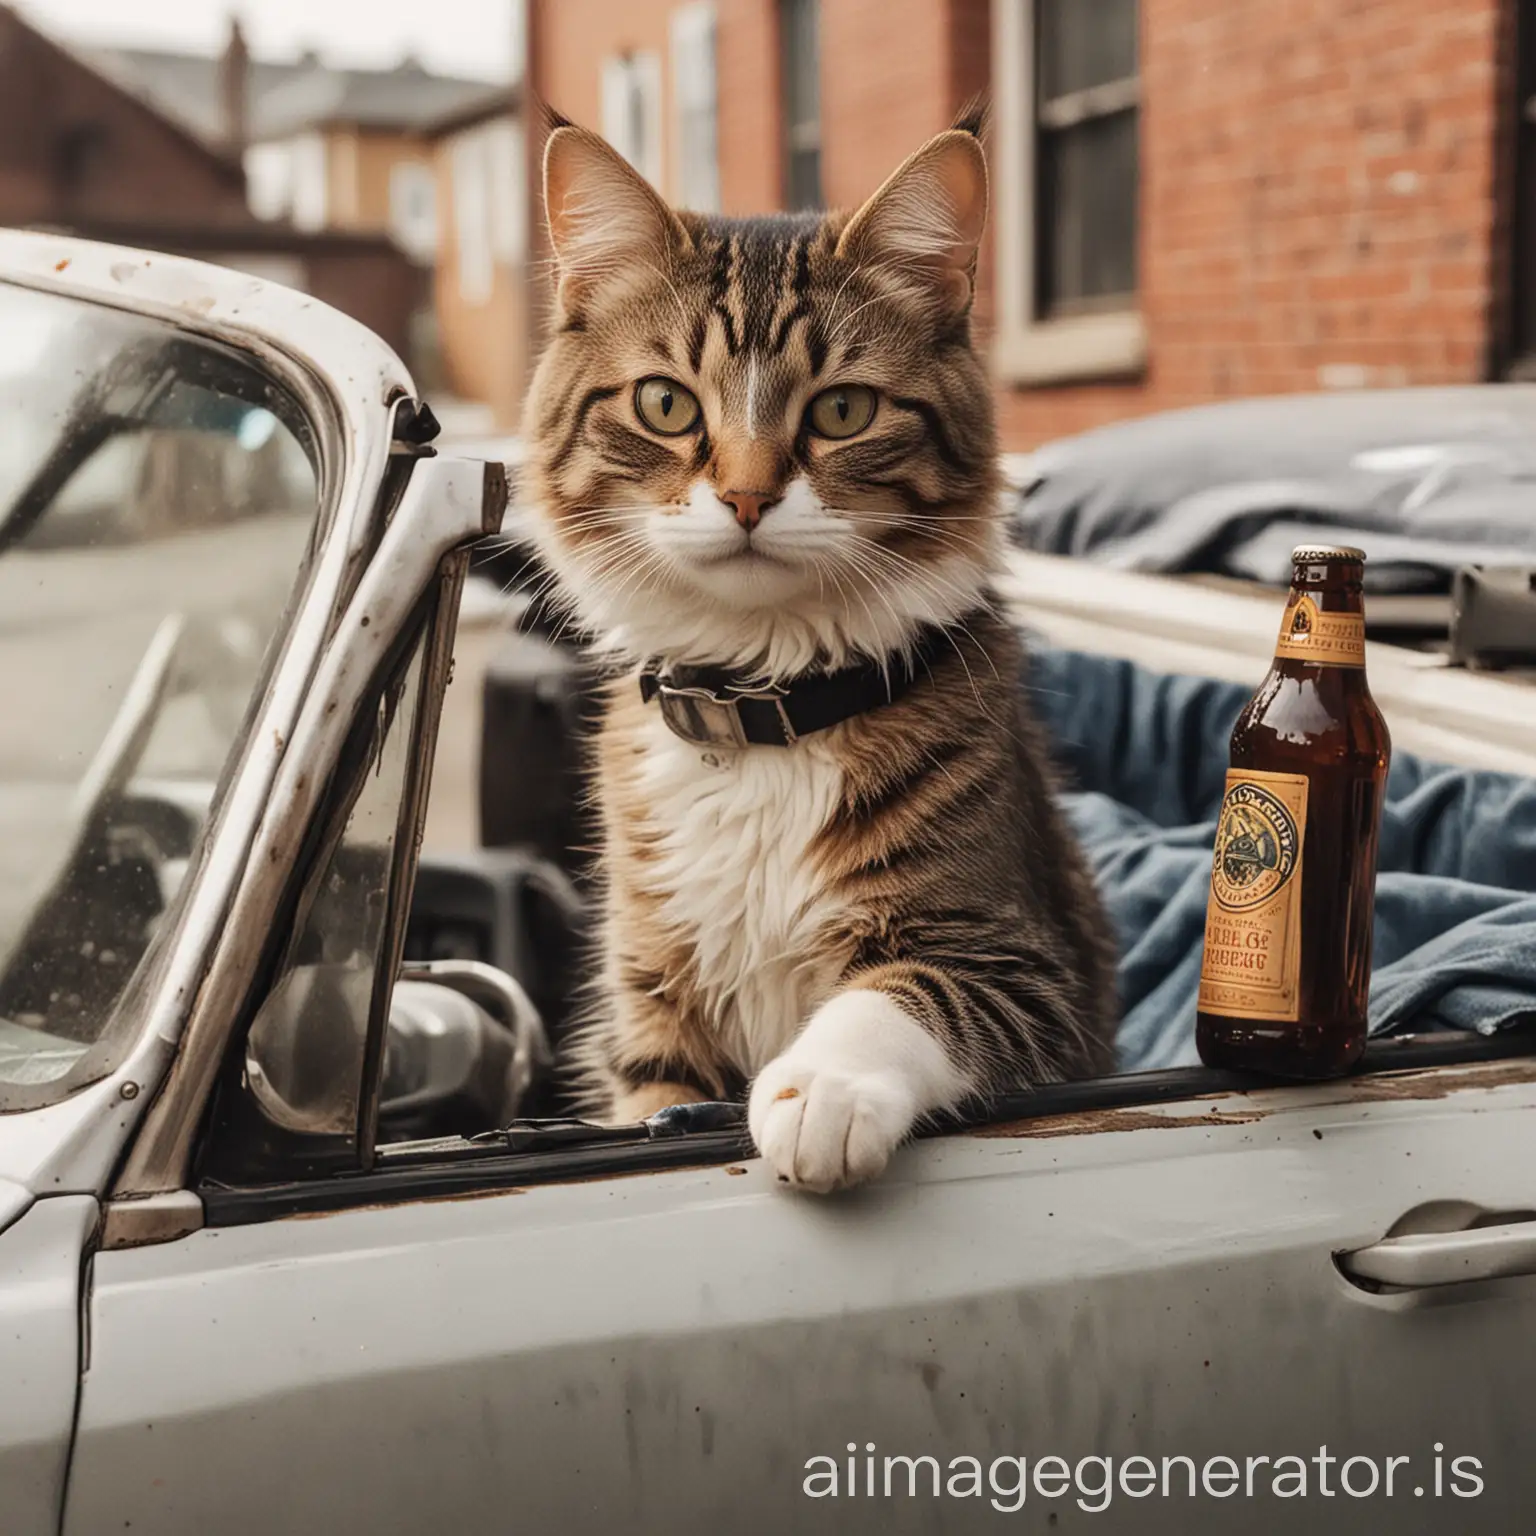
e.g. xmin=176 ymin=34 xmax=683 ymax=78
xmin=1196 ymin=546 xmax=1391 ymax=1078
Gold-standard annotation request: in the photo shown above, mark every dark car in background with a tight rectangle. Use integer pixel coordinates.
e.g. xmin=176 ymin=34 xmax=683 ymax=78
xmin=1010 ymin=387 xmax=1536 ymax=670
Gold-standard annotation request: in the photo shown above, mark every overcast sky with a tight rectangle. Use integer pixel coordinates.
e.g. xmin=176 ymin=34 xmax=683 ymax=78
xmin=16 ymin=0 xmax=521 ymax=81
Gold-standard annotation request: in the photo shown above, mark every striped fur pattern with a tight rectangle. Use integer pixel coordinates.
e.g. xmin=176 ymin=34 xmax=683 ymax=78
xmin=520 ymin=112 xmax=1116 ymax=1190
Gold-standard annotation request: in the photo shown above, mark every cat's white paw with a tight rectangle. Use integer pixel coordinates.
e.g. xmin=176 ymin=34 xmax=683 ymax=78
xmin=749 ymin=1052 xmax=913 ymax=1192
xmin=747 ymin=990 xmax=968 ymax=1194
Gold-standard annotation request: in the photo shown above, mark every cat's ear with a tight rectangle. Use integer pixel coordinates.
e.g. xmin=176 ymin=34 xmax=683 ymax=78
xmin=543 ymin=123 xmax=690 ymax=311
xmin=835 ymin=129 xmax=988 ymax=313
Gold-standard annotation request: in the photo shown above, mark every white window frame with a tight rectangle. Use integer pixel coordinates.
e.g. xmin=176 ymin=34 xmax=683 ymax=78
xmin=288 ymin=132 xmax=329 ymax=233
xmin=389 ymin=160 xmax=440 ymax=264
xmin=243 ymin=142 xmax=293 ymax=223
xmin=780 ymin=0 xmax=823 ymax=209
xmin=991 ymin=0 xmax=1147 ymax=386
xmin=670 ymin=3 xmax=721 ymax=212
xmin=448 ymin=118 xmax=527 ymax=308
xmin=600 ymin=50 xmax=665 ymax=189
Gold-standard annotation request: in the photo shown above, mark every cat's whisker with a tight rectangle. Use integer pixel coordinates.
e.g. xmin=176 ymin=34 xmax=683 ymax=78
xmin=823 ymin=540 xmax=994 ymax=707
xmin=825 ymin=292 xmax=894 ymax=346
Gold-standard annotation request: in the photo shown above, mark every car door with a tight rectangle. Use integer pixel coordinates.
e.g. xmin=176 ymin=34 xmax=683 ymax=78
xmin=66 ymin=1055 xmax=1536 ymax=1535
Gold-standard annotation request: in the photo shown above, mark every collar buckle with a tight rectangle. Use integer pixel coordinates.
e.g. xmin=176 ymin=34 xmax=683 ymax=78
xmin=647 ymin=677 xmax=797 ymax=748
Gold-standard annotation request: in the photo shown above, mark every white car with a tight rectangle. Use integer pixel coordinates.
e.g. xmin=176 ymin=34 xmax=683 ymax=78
xmin=2 ymin=231 xmax=1535 ymax=1536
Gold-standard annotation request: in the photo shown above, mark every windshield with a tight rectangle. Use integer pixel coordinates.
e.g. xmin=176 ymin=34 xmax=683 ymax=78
xmin=0 ymin=281 xmax=320 ymax=1109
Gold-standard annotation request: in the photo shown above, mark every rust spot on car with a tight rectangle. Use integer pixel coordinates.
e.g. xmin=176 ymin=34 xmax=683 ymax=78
xmin=54 ymin=258 xmax=70 ymax=272
xmin=724 ymin=1165 xmax=749 ymax=1176
xmin=562 ymin=1160 xmax=737 ymax=1188
xmin=1323 ymin=1058 xmax=1536 ymax=1102
xmin=283 ymin=1185 xmax=527 ymax=1220
xmin=973 ymin=1105 xmax=1266 ymax=1139
xmin=973 ymin=1056 xmax=1536 ymax=1140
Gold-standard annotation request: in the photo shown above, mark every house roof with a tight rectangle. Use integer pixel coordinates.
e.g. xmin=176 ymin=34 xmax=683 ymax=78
xmin=0 ymin=8 xmax=243 ymax=182
xmin=421 ymin=83 xmax=522 ymax=140
xmin=85 ymin=45 xmax=509 ymax=144
xmin=80 ymin=45 xmax=298 ymax=145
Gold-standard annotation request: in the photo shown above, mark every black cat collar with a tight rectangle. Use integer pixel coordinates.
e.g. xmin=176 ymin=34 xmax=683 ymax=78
xmin=639 ymin=626 xmax=956 ymax=748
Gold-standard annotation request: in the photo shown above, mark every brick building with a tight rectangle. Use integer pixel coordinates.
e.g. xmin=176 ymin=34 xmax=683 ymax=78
xmin=526 ymin=0 xmax=1530 ymax=450
xmin=95 ymin=28 xmax=524 ymax=421
xmin=0 ymin=7 xmax=426 ymax=363
xmin=428 ymin=90 xmax=529 ymax=427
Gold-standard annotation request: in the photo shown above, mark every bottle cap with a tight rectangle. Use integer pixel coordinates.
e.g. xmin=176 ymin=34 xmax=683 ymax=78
xmin=1291 ymin=543 xmax=1366 ymax=563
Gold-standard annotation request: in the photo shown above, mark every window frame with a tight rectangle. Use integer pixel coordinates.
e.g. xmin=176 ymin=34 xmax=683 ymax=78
xmin=388 ymin=158 xmax=440 ymax=265
xmin=780 ymin=0 xmax=823 ymax=210
xmin=600 ymin=50 xmax=666 ymax=190
xmin=194 ymin=555 xmax=465 ymax=1189
xmin=991 ymin=0 xmax=1147 ymax=386
xmin=196 ymin=1029 xmax=1536 ymax=1225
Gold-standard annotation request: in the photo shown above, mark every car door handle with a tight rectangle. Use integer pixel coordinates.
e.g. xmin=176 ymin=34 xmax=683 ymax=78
xmin=1339 ymin=1216 xmax=1536 ymax=1289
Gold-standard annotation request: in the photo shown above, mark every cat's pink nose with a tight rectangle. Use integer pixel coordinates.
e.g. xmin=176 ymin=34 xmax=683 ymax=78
xmin=720 ymin=489 xmax=779 ymax=532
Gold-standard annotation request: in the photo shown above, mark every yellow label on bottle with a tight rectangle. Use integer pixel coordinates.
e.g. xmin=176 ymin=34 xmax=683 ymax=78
xmin=1273 ymin=594 xmax=1365 ymax=667
xmin=1197 ymin=768 xmax=1309 ymax=1022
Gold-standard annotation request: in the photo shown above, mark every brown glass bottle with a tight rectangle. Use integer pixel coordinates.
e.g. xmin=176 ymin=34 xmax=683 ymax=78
xmin=1196 ymin=546 xmax=1391 ymax=1078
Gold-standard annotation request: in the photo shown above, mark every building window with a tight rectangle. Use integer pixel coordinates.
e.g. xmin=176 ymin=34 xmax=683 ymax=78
xmin=671 ymin=3 xmax=721 ymax=212
xmin=601 ymin=50 xmax=665 ymax=188
xmin=991 ymin=0 xmax=1146 ymax=385
xmin=1035 ymin=0 xmax=1138 ymax=315
xmin=54 ymin=122 xmax=108 ymax=194
xmin=781 ymin=0 xmax=822 ymax=209
xmin=390 ymin=161 xmax=439 ymax=264
xmin=450 ymin=120 xmax=526 ymax=308
xmin=289 ymin=132 xmax=329 ymax=233
xmin=1511 ymin=0 xmax=1536 ymax=370
xmin=243 ymin=142 xmax=293 ymax=222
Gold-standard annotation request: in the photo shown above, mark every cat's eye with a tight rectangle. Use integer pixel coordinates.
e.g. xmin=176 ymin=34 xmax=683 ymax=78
xmin=634 ymin=377 xmax=701 ymax=435
xmin=806 ymin=384 xmax=877 ymax=440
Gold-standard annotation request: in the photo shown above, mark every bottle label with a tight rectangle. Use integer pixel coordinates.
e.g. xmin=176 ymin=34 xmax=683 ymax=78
xmin=1198 ymin=769 xmax=1309 ymax=1022
xmin=1273 ymin=594 xmax=1365 ymax=667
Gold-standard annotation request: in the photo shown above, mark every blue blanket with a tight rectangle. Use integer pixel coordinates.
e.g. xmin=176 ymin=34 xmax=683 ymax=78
xmin=1025 ymin=646 xmax=1536 ymax=1071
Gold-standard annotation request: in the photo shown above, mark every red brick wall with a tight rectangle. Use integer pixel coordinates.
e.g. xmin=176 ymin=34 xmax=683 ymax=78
xmin=716 ymin=0 xmax=784 ymax=212
xmin=820 ymin=1 xmax=953 ymax=206
xmin=995 ymin=0 xmax=1511 ymax=448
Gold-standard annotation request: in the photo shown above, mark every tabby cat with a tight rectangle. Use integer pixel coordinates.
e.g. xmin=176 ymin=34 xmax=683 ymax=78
xmin=520 ymin=109 xmax=1116 ymax=1192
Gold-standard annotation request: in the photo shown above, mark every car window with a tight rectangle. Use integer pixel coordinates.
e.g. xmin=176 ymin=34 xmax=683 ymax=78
xmin=0 ymin=282 xmax=320 ymax=1109
xmin=242 ymin=631 xmax=428 ymax=1148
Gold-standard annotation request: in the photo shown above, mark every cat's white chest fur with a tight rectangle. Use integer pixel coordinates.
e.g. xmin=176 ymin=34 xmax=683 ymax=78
xmin=633 ymin=715 xmax=848 ymax=1072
